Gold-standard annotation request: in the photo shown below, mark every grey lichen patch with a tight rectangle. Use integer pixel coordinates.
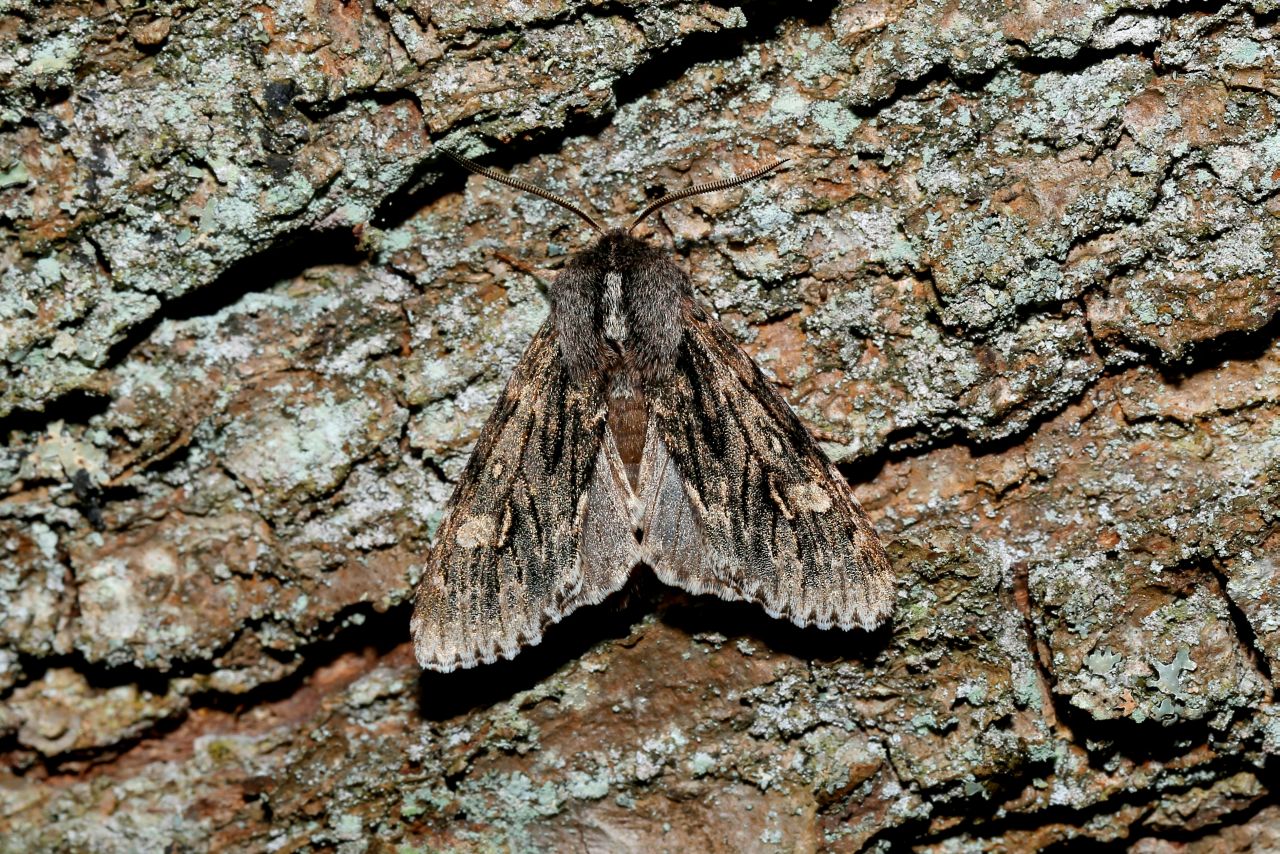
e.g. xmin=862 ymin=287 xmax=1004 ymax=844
xmin=1 ymin=252 xmax=430 ymax=701
xmin=1017 ymin=379 xmax=1276 ymax=724
xmin=1014 ymin=56 xmax=1153 ymax=151
xmin=841 ymin=0 xmax=1011 ymax=109
xmin=805 ymin=290 xmax=1102 ymax=450
xmin=446 ymin=771 xmax=567 ymax=849
xmin=11 ymin=419 xmax=109 ymax=491
xmin=70 ymin=512 xmax=285 ymax=668
xmin=0 ymin=667 xmax=189 ymax=756
xmin=399 ymin=271 xmax=549 ymax=475
xmin=744 ymin=672 xmax=820 ymax=741
xmin=220 ymin=378 xmax=405 ymax=511
xmin=1225 ymin=556 xmax=1280 ymax=673
xmin=0 ymin=0 xmax=746 ymax=420
xmin=1091 ymin=14 xmax=1172 ymax=51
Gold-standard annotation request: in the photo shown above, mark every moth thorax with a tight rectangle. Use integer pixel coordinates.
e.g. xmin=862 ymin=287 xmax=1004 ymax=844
xmin=602 ymin=270 xmax=628 ymax=345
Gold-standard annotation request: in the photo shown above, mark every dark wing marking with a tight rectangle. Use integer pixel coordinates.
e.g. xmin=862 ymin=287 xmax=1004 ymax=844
xmin=411 ymin=320 xmax=637 ymax=671
xmin=640 ymin=304 xmax=894 ymax=631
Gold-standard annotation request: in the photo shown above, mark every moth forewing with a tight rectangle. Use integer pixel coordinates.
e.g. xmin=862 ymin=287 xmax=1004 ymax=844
xmin=641 ymin=305 xmax=894 ymax=632
xmin=410 ymin=323 xmax=630 ymax=672
xmin=411 ymin=152 xmax=894 ymax=671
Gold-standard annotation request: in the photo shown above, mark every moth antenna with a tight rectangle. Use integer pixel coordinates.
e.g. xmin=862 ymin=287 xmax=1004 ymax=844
xmin=443 ymin=150 xmax=605 ymax=235
xmin=628 ymin=158 xmax=790 ymax=232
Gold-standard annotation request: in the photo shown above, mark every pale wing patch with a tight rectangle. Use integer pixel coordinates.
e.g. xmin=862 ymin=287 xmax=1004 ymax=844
xmin=454 ymin=515 xmax=496 ymax=548
xmin=786 ymin=482 xmax=832 ymax=514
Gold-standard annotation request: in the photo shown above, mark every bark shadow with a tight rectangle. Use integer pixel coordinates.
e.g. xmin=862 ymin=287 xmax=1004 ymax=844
xmin=414 ymin=570 xmax=894 ymax=720
xmin=414 ymin=585 xmax=648 ymax=722
xmin=657 ymin=593 xmax=894 ymax=666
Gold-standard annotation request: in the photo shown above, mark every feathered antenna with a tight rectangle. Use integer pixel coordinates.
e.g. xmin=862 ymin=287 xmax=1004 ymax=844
xmin=629 ymin=159 xmax=789 ymax=232
xmin=443 ymin=150 xmax=605 ymax=235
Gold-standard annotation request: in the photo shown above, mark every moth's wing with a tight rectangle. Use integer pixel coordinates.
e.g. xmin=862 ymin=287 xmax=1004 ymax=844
xmin=411 ymin=320 xmax=638 ymax=672
xmin=639 ymin=305 xmax=894 ymax=631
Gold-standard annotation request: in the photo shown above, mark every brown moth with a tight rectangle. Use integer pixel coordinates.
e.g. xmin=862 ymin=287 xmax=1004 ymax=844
xmin=412 ymin=151 xmax=894 ymax=671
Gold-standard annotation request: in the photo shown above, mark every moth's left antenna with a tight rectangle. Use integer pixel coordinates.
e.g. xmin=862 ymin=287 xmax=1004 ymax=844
xmin=629 ymin=159 xmax=789 ymax=232
xmin=444 ymin=150 xmax=605 ymax=235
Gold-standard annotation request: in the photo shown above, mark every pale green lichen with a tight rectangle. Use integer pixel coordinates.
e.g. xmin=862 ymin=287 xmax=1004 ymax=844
xmin=1150 ymin=646 xmax=1197 ymax=696
xmin=810 ymin=101 xmax=860 ymax=148
xmin=1084 ymin=647 xmax=1123 ymax=676
xmin=0 ymin=160 xmax=29 ymax=188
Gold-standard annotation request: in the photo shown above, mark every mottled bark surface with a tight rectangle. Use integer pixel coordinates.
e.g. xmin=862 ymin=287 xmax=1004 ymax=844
xmin=2 ymin=0 xmax=1279 ymax=850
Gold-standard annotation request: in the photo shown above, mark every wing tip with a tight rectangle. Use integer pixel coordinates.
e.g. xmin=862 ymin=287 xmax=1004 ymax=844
xmin=659 ymin=561 xmax=896 ymax=634
xmin=412 ymin=589 xmax=627 ymax=672
xmin=414 ymin=629 xmax=544 ymax=673
xmin=780 ymin=590 xmax=895 ymax=633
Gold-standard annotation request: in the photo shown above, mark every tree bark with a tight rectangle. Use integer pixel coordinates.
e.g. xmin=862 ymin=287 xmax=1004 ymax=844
xmin=2 ymin=0 xmax=1278 ymax=850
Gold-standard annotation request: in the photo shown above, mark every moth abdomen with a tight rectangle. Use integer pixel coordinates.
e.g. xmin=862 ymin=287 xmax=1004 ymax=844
xmin=606 ymin=386 xmax=647 ymax=490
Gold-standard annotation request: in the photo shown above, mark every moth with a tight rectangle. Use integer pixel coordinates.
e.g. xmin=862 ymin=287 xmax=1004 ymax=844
xmin=412 ymin=150 xmax=894 ymax=671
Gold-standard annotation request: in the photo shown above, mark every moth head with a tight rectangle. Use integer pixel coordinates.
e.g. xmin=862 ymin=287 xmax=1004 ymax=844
xmin=442 ymin=149 xmax=788 ymax=237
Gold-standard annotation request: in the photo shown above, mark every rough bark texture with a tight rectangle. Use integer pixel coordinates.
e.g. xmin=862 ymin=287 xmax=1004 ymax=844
xmin=2 ymin=0 xmax=1279 ymax=850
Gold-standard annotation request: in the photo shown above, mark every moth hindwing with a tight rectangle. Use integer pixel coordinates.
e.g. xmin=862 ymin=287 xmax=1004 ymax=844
xmin=411 ymin=153 xmax=894 ymax=671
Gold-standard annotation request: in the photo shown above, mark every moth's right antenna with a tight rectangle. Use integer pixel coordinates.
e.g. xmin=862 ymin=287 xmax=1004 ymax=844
xmin=444 ymin=150 xmax=605 ymax=235
xmin=629 ymin=158 xmax=789 ymax=232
